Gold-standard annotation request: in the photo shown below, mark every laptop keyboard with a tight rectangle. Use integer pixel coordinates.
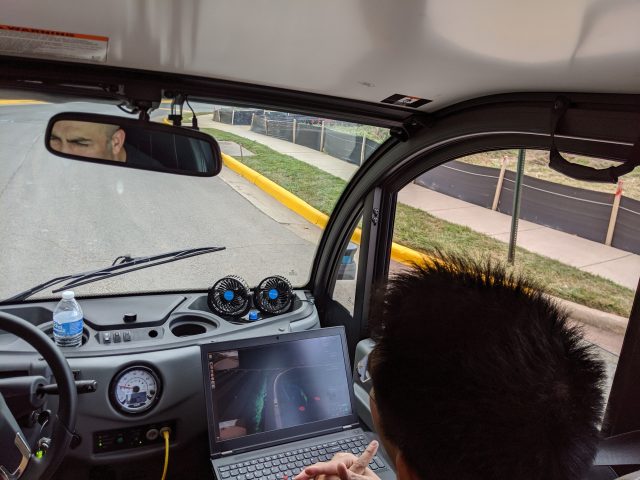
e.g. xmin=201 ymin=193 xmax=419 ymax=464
xmin=217 ymin=434 xmax=387 ymax=480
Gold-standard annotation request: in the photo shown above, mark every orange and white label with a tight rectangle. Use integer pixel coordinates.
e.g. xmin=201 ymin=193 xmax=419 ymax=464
xmin=0 ymin=24 xmax=108 ymax=62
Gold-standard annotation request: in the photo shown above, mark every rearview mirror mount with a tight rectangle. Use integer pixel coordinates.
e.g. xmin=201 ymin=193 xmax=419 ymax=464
xmin=45 ymin=112 xmax=222 ymax=177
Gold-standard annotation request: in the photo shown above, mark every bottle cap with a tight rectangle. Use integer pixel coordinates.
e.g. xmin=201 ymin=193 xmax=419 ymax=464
xmin=62 ymin=291 xmax=75 ymax=300
xmin=248 ymin=310 xmax=259 ymax=321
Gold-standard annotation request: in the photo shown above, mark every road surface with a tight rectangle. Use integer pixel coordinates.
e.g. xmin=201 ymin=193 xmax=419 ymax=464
xmin=0 ymin=102 xmax=318 ymax=299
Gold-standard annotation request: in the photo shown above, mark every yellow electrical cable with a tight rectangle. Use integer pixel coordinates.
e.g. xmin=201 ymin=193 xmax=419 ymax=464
xmin=161 ymin=430 xmax=170 ymax=480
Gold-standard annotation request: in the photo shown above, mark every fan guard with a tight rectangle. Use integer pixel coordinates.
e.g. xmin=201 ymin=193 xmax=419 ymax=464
xmin=254 ymin=275 xmax=294 ymax=314
xmin=208 ymin=275 xmax=251 ymax=317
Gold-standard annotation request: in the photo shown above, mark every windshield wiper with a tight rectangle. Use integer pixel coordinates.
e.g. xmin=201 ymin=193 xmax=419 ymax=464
xmin=3 ymin=247 xmax=225 ymax=303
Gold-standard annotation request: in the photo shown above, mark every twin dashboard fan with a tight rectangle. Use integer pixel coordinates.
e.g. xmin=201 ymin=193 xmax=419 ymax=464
xmin=207 ymin=275 xmax=294 ymax=318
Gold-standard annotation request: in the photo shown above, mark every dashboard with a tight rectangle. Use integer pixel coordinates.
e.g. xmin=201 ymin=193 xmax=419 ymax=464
xmin=0 ymin=279 xmax=320 ymax=473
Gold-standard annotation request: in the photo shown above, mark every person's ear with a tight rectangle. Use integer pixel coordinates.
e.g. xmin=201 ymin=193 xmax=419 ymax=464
xmin=395 ymin=451 xmax=420 ymax=480
xmin=111 ymin=129 xmax=126 ymax=155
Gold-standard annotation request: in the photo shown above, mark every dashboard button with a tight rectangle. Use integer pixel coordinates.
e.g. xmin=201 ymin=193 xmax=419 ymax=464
xmin=102 ymin=332 xmax=111 ymax=344
xmin=113 ymin=331 xmax=121 ymax=343
xmin=123 ymin=331 xmax=131 ymax=342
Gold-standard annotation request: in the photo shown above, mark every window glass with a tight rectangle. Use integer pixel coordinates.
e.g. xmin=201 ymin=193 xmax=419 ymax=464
xmin=392 ymin=149 xmax=639 ymax=406
xmin=331 ymin=216 xmax=363 ymax=316
xmin=0 ymin=101 xmax=388 ymax=300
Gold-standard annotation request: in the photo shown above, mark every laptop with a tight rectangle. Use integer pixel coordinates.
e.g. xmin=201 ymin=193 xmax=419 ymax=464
xmin=201 ymin=327 xmax=394 ymax=480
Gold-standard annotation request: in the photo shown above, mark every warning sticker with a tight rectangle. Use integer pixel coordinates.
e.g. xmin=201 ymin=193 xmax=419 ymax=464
xmin=381 ymin=94 xmax=431 ymax=108
xmin=0 ymin=24 xmax=108 ymax=63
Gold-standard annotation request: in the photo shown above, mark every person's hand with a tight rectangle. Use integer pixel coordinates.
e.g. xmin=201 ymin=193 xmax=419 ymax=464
xmin=293 ymin=440 xmax=381 ymax=480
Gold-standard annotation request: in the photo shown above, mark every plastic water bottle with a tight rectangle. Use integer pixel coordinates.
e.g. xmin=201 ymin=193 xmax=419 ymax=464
xmin=53 ymin=291 xmax=84 ymax=347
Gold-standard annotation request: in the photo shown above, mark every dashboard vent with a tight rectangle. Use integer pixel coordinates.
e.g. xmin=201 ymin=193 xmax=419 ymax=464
xmin=207 ymin=276 xmax=251 ymax=317
xmin=253 ymin=276 xmax=293 ymax=315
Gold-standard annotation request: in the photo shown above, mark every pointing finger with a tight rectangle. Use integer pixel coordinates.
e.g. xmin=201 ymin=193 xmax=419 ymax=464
xmin=351 ymin=440 xmax=379 ymax=474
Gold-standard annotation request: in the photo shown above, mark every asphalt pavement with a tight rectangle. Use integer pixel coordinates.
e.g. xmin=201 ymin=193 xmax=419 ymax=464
xmin=0 ymin=102 xmax=319 ymax=299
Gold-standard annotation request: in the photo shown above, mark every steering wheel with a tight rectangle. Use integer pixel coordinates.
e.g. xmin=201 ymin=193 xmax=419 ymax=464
xmin=0 ymin=312 xmax=78 ymax=480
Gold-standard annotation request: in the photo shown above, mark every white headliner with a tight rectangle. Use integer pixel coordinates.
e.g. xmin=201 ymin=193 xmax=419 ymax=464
xmin=5 ymin=0 xmax=640 ymax=111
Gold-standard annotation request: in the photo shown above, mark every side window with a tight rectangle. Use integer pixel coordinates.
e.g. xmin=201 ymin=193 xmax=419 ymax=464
xmin=392 ymin=149 xmax=638 ymax=409
xmin=331 ymin=215 xmax=363 ymax=316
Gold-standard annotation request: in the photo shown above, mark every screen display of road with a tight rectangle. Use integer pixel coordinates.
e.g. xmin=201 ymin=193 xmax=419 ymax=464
xmin=206 ymin=335 xmax=352 ymax=441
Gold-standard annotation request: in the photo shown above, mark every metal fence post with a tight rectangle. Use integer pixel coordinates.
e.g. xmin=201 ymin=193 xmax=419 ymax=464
xmin=231 ymin=108 xmax=235 ymax=125
xmin=320 ymin=121 xmax=325 ymax=152
xmin=507 ymin=149 xmax=526 ymax=264
xmin=360 ymin=134 xmax=367 ymax=165
xmin=605 ymin=180 xmax=624 ymax=246
xmin=492 ymin=155 xmax=508 ymax=211
xmin=250 ymin=113 xmax=255 ymax=130
xmin=293 ymin=118 xmax=297 ymax=144
xmin=265 ymin=117 xmax=269 ymax=136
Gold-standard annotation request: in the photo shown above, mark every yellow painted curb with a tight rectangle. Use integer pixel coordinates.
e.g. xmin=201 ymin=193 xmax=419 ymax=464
xmin=390 ymin=242 xmax=431 ymax=265
xmin=222 ymin=153 xmax=330 ymax=229
xmin=164 ymin=116 xmax=430 ymax=266
xmin=0 ymin=99 xmax=47 ymax=106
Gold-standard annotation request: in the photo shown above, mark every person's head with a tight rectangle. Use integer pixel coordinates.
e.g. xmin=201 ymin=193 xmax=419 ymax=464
xmin=368 ymin=253 xmax=605 ymax=480
xmin=50 ymin=120 xmax=126 ymax=161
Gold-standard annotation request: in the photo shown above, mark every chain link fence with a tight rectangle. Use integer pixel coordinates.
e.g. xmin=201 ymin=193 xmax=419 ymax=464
xmin=416 ymin=160 xmax=640 ymax=254
xmin=212 ymin=107 xmax=383 ymax=165
xmin=213 ymin=108 xmax=261 ymax=125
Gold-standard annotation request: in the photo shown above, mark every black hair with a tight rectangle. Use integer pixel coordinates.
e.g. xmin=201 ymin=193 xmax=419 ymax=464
xmin=368 ymin=253 xmax=606 ymax=480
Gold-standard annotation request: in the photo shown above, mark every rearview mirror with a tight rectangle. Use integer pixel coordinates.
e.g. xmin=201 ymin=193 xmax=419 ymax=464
xmin=45 ymin=112 xmax=222 ymax=176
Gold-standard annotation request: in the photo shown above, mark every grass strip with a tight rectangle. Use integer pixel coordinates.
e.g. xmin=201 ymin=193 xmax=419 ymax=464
xmin=203 ymin=126 xmax=634 ymax=317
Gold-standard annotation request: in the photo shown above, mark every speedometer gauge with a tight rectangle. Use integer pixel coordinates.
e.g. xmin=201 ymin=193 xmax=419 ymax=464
xmin=110 ymin=366 xmax=161 ymax=414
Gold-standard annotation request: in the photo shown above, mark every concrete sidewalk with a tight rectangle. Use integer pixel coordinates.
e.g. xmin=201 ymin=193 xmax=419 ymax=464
xmin=399 ymin=186 xmax=640 ymax=290
xmin=202 ymin=117 xmax=640 ymax=291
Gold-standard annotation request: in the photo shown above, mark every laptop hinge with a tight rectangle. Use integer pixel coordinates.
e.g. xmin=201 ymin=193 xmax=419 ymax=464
xmin=342 ymin=423 xmax=359 ymax=430
xmin=221 ymin=450 xmax=234 ymax=456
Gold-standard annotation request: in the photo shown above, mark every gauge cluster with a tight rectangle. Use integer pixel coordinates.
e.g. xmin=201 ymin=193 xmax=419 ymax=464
xmin=207 ymin=275 xmax=295 ymax=319
xmin=110 ymin=365 xmax=161 ymax=414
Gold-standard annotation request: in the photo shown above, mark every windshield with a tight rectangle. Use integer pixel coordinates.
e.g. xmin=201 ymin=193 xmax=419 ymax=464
xmin=0 ymin=99 xmax=389 ymax=300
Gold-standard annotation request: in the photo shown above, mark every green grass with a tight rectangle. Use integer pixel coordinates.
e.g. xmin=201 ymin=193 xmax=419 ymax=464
xmin=394 ymin=204 xmax=633 ymax=316
xmin=205 ymin=127 xmax=347 ymax=214
xmin=200 ymin=126 xmax=634 ymax=317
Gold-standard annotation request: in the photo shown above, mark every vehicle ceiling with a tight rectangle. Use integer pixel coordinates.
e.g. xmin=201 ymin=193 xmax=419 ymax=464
xmin=4 ymin=0 xmax=640 ymax=113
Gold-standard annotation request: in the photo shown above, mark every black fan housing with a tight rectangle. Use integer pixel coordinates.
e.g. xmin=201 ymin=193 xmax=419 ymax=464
xmin=254 ymin=275 xmax=294 ymax=314
xmin=208 ymin=275 xmax=251 ymax=317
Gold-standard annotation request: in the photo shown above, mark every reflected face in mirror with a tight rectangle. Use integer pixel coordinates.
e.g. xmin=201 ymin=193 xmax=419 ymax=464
xmin=46 ymin=112 xmax=222 ymax=176
xmin=49 ymin=121 xmax=127 ymax=162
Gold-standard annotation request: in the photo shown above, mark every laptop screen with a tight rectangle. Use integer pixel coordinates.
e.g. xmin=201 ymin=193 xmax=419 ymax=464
xmin=202 ymin=328 xmax=358 ymax=455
